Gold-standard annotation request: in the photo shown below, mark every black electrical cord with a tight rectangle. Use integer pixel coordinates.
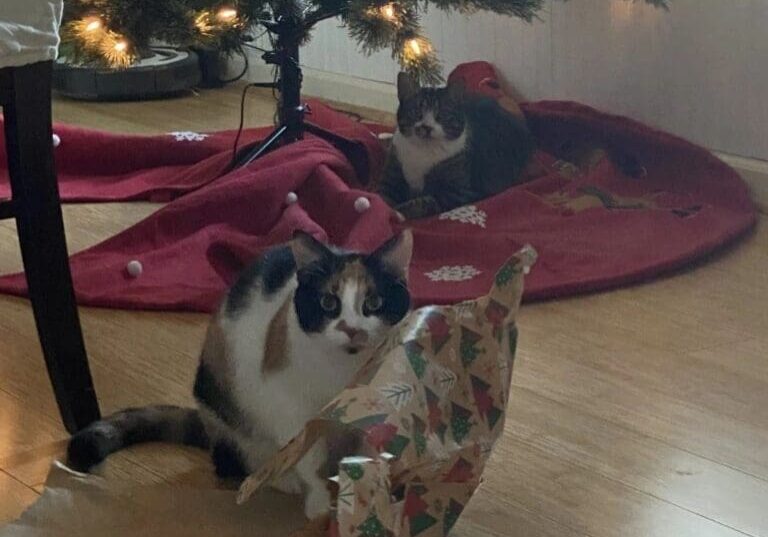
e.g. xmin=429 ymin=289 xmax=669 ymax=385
xmin=243 ymin=42 xmax=269 ymax=53
xmin=220 ymin=26 xmax=271 ymax=85
xmin=328 ymin=105 xmax=363 ymax=122
xmin=228 ymin=26 xmax=285 ymax=160
xmin=219 ymin=47 xmax=250 ymax=84
xmin=242 ymin=26 xmax=271 ymax=53
xmin=232 ymin=82 xmax=259 ymax=161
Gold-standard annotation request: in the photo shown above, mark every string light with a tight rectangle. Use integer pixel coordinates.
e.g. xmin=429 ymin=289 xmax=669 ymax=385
xmin=195 ymin=11 xmax=215 ymax=34
xmin=216 ymin=7 xmax=238 ymax=22
xmin=408 ymin=38 xmax=422 ymax=55
xmin=404 ymin=37 xmax=432 ymax=59
xmin=380 ymin=4 xmax=396 ymax=21
xmin=401 ymin=36 xmax=436 ymax=74
xmin=365 ymin=3 xmax=400 ymax=25
xmin=195 ymin=7 xmax=238 ymax=37
xmin=73 ymin=17 xmax=107 ymax=48
xmin=99 ymin=34 xmax=133 ymax=68
xmin=85 ymin=19 xmax=102 ymax=32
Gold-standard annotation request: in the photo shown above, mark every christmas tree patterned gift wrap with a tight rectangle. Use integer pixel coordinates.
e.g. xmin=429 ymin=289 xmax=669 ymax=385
xmin=331 ymin=455 xmax=398 ymax=537
xmin=238 ymin=245 xmax=538 ymax=537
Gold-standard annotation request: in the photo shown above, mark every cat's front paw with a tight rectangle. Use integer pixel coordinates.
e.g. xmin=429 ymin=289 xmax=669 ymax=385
xmin=303 ymin=483 xmax=331 ymax=520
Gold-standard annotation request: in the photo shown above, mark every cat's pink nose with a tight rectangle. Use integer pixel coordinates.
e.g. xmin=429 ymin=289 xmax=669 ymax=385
xmin=336 ymin=320 xmax=368 ymax=343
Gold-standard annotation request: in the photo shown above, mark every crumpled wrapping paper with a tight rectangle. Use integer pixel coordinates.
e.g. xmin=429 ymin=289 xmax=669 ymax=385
xmin=239 ymin=245 xmax=537 ymax=537
xmin=0 ymin=462 xmax=303 ymax=537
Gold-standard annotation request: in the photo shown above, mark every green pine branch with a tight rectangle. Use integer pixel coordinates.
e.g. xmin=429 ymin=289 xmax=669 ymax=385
xmin=61 ymin=0 xmax=669 ymax=77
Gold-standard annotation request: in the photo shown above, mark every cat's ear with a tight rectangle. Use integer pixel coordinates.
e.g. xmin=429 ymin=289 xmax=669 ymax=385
xmin=447 ymin=78 xmax=465 ymax=102
xmin=372 ymin=230 xmax=413 ymax=279
xmin=397 ymin=72 xmax=420 ymax=101
xmin=291 ymin=231 xmax=329 ymax=270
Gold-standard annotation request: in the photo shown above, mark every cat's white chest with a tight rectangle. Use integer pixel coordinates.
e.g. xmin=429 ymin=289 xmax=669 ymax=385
xmin=392 ymin=128 xmax=467 ymax=193
xmin=226 ymin=287 xmax=363 ymax=445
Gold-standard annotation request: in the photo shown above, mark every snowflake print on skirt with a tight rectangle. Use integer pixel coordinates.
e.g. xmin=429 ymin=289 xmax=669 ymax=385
xmin=425 ymin=265 xmax=481 ymax=282
xmin=168 ymin=131 xmax=209 ymax=142
xmin=438 ymin=205 xmax=487 ymax=228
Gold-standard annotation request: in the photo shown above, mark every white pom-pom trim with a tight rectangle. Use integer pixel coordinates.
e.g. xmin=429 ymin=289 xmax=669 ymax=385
xmin=126 ymin=260 xmax=143 ymax=277
xmin=285 ymin=192 xmax=298 ymax=205
xmin=354 ymin=196 xmax=371 ymax=213
xmin=52 ymin=134 xmax=61 ymax=147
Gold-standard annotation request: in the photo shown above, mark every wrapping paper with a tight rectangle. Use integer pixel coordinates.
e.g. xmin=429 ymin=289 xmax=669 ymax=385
xmin=239 ymin=245 xmax=537 ymax=537
xmin=0 ymin=463 xmax=303 ymax=537
xmin=333 ymin=456 xmax=399 ymax=537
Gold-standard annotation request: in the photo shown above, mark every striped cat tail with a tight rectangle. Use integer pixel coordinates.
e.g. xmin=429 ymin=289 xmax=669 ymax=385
xmin=66 ymin=405 xmax=208 ymax=472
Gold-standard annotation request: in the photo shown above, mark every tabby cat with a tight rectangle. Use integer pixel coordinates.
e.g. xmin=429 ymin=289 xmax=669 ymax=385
xmin=66 ymin=231 xmax=413 ymax=520
xmin=378 ymin=72 xmax=534 ymax=219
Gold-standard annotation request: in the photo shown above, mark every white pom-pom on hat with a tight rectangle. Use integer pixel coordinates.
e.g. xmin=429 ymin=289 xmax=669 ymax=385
xmin=286 ymin=192 xmax=298 ymax=205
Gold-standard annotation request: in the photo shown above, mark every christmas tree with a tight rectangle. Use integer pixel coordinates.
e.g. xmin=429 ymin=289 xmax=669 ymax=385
xmin=60 ymin=1 xmax=248 ymax=68
xmin=61 ymin=0 xmax=668 ymax=82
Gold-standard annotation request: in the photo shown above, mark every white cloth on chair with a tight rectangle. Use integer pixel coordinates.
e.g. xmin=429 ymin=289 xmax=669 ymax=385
xmin=0 ymin=0 xmax=63 ymax=69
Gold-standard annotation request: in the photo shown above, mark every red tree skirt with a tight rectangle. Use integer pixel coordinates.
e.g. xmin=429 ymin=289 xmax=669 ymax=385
xmin=0 ymin=62 xmax=756 ymax=312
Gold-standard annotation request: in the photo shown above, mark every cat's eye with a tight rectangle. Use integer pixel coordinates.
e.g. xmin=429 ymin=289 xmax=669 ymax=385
xmin=364 ymin=294 xmax=384 ymax=312
xmin=320 ymin=293 xmax=339 ymax=312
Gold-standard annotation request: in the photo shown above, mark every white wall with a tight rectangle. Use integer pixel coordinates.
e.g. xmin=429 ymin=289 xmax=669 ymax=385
xmin=245 ymin=0 xmax=768 ymax=160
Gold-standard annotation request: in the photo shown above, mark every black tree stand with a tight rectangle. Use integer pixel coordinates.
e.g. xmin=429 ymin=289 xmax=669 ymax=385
xmin=226 ymin=15 xmax=370 ymax=184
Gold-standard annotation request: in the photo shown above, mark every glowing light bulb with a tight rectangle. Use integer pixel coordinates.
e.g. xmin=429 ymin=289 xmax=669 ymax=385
xmin=381 ymin=4 xmax=396 ymax=20
xmin=403 ymin=37 xmax=432 ymax=65
xmin=85 ymin=19 xmax=102 ymax=32
xmin=195 ymin=11 xmax=213 ymax=33
xmin=216 ymin=7 xmax=237 ymax=21
xmin=102 ymin=36 xmax=132 ymax=68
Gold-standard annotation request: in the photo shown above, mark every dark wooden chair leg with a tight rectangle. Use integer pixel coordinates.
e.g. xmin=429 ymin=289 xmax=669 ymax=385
xmin=2 ymin=61 xmax=100 ymax=434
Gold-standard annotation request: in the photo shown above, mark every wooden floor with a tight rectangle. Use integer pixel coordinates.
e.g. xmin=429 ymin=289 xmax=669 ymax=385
xmin=1 ymin=85 xmax=767 ymax=536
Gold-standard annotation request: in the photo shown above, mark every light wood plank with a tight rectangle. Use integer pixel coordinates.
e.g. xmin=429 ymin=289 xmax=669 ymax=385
xmin=0 ymin=471 xmax=37 ymax=525
xmin=453 ymin=486 xmax=590 ymax=537
xmin=52 ymin=84 xmax=393 ymax=136
xmin=0 ymin=203 xmax=159 ymax=275
xmin=486 ymin=438 xmax=750 ymax=537
xmin=514 ymin=322 xmax=768 ymax=482
xmin=689 ymin=337 xmax=768 ymax=383
xmin=508 ymin=388 xmax=768 ymax=535
xmin=53 ymin=86 xmax=276 ymax=135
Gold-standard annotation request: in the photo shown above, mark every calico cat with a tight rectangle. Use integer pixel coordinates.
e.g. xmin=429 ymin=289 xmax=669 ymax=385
xmin=66 ymin=230 xmax=413 ymax=520
xmin=377 ymin=72 xmax=534 ymax=219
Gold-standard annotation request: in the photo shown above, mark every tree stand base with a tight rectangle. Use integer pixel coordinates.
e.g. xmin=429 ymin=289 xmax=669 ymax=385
xmin=53 ymin=48 xmax=201 ymax=101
